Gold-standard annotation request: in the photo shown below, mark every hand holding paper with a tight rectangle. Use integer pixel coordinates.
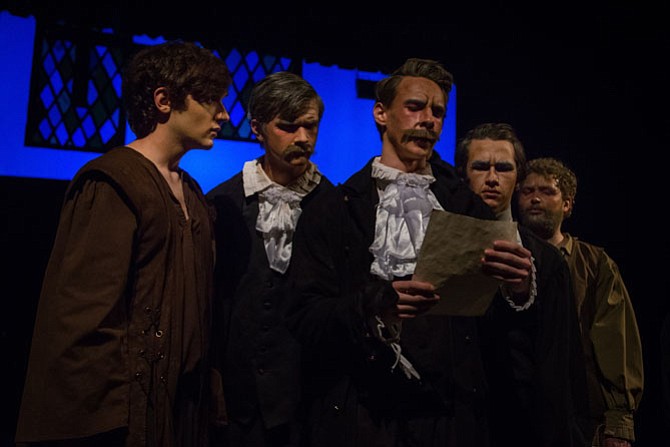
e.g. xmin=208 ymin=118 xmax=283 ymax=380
xmin=412 ymin=209 xmax=518 ymax=316
xmin=481 ymin=239 xmax=533 ymax=299
xmin=390 ymin=280 xmax=440 ymax=321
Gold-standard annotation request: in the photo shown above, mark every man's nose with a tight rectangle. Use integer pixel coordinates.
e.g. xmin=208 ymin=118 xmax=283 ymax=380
xmin=485 ymin=168 xmax=499 ymax=184
xmin=294 ymin=126 xmax=310 ymax=143
xmin=215 ymin=103 xmax=230 ymax=123
xmin=417 ymin=110 xmax=438 ymax=130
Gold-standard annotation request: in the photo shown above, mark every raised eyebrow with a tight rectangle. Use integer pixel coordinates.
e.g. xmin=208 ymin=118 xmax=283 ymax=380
xmin=404 ymin=98 xmax=429 ymax=107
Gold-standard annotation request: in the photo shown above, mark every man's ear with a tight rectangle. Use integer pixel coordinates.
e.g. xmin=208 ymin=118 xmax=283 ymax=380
xmin=154 ymin=87 xmax=171 ymax=113
xmin=250 ymin=118 xmax=264 ymax=142
xmin=563 ymin=197 xmax=574 ymax=217
xmin=373 ymin=102 xmax=386 ymax=128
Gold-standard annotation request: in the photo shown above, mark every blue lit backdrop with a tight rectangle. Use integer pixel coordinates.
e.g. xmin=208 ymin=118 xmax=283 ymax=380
xmin=0 ymin=11 xmax=456 ymax=192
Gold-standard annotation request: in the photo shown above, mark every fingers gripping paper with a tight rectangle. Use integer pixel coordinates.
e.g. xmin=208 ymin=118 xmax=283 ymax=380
xmin=413 ymin=209 xmax=518 ymax=316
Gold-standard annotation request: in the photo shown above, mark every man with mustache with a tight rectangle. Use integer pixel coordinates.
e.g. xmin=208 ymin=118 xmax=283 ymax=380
xmin=517 ymin=157 xmax=643 ymax=447
xmin=286 ymin=59 xmax=535 ymax=446
xmin=206 ymin=71 xmax=333 ymax=447
xmin=455 ymin=123 xmax=588 ymax=447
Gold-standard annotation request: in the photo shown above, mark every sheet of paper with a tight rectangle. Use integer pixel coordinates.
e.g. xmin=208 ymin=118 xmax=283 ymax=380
xmin=413 ymin=209 xmax=518 ymax=316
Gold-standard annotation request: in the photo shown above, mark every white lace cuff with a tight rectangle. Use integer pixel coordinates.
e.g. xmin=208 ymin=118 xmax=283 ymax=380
xmin=501 ymin=254 xmax=537 ymax=311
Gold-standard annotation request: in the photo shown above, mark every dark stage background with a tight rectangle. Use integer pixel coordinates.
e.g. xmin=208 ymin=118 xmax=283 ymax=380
xmin=1 ymin=3 xmax=668 ymax=445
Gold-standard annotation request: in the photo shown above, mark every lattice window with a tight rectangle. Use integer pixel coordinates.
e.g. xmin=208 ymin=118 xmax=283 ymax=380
xmin=25 ymin=24 xmax=127 ymax=152
xmin=25 ymin=22 xmax=298 ymax=153
xmin=215 ymin=48 xmax=299 ymax=141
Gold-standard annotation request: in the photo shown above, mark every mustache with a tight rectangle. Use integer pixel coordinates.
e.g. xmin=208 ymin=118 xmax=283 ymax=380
xmin=284 ymin=144 xmax=313 ymax=158
xmin=402 ymin=129 xmax=440 ymax=142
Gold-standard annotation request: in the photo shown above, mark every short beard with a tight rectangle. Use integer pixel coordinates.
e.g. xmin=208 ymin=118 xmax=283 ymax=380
xmin=519 ymin=213 xmax=559 ymax=240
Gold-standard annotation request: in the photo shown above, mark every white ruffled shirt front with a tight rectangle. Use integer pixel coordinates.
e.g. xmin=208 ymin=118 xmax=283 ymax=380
xmin=369 ymin=158 xmax=444 ymax=280
xmin=243 ymin=158 xmax=322 ymax=274
xmin=367 ymin=158 xmax=444 ymax=380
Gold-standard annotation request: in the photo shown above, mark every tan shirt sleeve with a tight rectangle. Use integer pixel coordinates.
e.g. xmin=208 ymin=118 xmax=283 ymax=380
xmin=590 ymin=252 xmax=644 ymax=440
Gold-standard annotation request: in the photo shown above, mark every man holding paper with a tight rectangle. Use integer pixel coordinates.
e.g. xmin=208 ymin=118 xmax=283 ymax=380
xmin=454 ymin=122 xmax=588 ymax=447
xmin=287 ymin=60 xmax=536 ymax=447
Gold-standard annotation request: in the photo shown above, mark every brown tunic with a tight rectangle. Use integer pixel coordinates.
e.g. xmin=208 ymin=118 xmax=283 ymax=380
xmin=15 ymin=147 xmax=215 ymax=446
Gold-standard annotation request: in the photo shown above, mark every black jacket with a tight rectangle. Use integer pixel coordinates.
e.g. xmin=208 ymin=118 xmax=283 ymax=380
xmin=207 ymin=171 xmax=334 ymax=432
xmin=478 ymin=226 xmax=589 ymax=447
xmin=287 ymin=156 xmax=496 ymax=446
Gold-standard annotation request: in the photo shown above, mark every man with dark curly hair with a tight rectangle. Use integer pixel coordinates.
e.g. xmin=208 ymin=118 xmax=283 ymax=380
xmin=16 ymin=41 xmax=232 ymax=447
xmin=517 ymin=157 xmax=644 ymax=447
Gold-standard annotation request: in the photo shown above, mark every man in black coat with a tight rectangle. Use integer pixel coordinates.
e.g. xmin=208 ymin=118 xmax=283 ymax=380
xmin=287 ymin=59 xmax=535 ymax=447
xmin=454 ymin=122 xmax=588 ymax=447
xmin=206 ymin=72 xmax=333 ymax=447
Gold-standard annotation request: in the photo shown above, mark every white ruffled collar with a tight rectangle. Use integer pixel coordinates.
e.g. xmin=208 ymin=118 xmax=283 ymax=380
xmin=243 ymin=157 xmax=322 ymax=198
xmin=369 ymin=157 xmax=444 ymax=280
xmin=242 ymin=158 xmax=322 ymax=274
